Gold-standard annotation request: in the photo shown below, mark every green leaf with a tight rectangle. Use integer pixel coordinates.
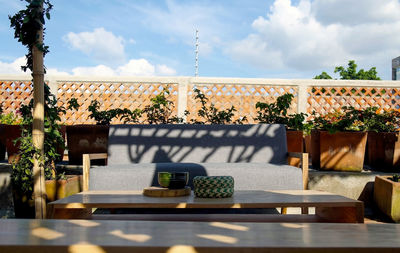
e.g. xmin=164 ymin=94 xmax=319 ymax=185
xmin=23 ymin=16 xmax=30 ymax=23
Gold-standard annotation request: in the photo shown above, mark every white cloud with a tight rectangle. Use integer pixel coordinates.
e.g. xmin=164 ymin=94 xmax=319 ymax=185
xmin=156 ymin=64 xmax=177 ymax=76
xmin=312 ymin=0 xmax=400 ymax=26
xmin=0 ymin=57 xmax=29 ymax=74
xmin=63 ymin=28 xmax=126 ymax=65
xmin=0 ymin=57 xmax=176 ymax=76
xmin=0 ymin=56 xmax=176 ymax=77
xmin=227 ymin=0 xmax=400 ymax=78
xmin=116 ymin=59 xmax=177 ymax=76
xmin=117 ymin=59 xmax=155 ymax=76
xmin=72 ymin=65 xmax=116 ymax=76
xmin=46 ymin=68 xmax=70 ymax=76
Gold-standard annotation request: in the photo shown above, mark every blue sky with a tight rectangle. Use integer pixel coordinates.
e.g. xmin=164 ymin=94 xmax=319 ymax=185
xmin=1 ymin=0 xmax=400 ymax=80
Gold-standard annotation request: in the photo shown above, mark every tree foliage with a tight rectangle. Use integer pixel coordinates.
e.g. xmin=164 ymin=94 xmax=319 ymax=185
xmin=314 ymin=60 xmax=381 ymax=80
xmin=9 ymin=0 xmax=53 ymax=72
xmin=314 ymin=71 xmax=332 ymax=79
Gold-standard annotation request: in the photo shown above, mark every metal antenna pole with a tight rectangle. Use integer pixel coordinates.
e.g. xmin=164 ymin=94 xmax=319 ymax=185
xmin=195 ymin=29 xmax=199 ymax=77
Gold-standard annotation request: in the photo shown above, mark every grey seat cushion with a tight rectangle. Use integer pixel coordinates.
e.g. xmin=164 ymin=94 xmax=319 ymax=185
xmin=107 ymin=124 xmax=288 ymax=165
xmin=89 ymin=162 xmax=303 ymax=191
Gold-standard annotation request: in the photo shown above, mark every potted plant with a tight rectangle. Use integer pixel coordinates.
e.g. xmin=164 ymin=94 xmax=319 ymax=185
xmin=254 ymin=93 xmax=311 ymax=162
xmin=188 ymin=88 xmax=247 ymax=124
xmin=11 ymin=85 xmax=82 ymax=218
xmin=0 ymin=105 xmax=6 ymax=160
xmin=66 ymin=99 xmax=125 ymax=165
xmin=373 ymin=175 xmax=400 ymax=222
xmin=142 ymin=87 xmax=182 ymax=124
xmin=363 ymin=107 xmax=400 ymax=172
xmin=311 ymin=106 xmax=368 ymax=172
xmin=0 ymin=106 xmax=24 ymax=163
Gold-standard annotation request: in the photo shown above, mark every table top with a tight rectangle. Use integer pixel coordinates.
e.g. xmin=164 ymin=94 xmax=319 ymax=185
xmin=0 ymin=219 xmax=399 ymax=253
xmin=48 ymin=190 xmax=362 ymax=209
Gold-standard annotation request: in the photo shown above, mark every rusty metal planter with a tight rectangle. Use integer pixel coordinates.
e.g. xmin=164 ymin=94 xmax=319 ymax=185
xmin=373 ymin=175 xmax=400 ymax=223
xmin=312 ymin=130 xmax=368 ymax=172
xmin=0 ymin=124 xmax=66 ymax=164
xmin=367 ymin=131 xmax=400 ymax=172
xmin=0 ymin=124 xmax=6 ymax=160
xmin=66 ymin=125 xmax=109 ymax=165
xmin=311 ymin=130 xmax=321 ymax=169
xmin=1 ymin=124 xmax=24 ymax=164
xmin=286 ymin=130 xmax=304 ymax=167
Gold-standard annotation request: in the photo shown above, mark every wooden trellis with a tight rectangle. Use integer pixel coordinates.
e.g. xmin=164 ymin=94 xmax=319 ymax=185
xmin=308 ymin=86 xmax=400 ymax=116
xmin=57 ymin=82 xmax=179 ymax=124
xmin=186 ymin=84 xmax=298 ymax=123
xmin=2 ymin=78 xmax=400 ymax=125
xmin=0 ymin=81 xmax=33 ymax=114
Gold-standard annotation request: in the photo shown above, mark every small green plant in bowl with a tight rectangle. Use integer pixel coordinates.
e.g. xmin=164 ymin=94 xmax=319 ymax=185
xmin=392 ymin=174 xmax=400 ymax=182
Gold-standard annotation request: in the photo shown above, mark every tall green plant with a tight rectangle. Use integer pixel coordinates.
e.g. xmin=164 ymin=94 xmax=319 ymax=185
xmin=143 ymin=88 xmax=183 ymax=124
xmin=255 ymin=93 xmax=310 ymax=132
xmin=11 ymin=85 xmax=77 ymax=195
xmin=8 ymin=0 xmax=67 ymax=198
xmin=190 ymin=88 xmax=246 ymax=124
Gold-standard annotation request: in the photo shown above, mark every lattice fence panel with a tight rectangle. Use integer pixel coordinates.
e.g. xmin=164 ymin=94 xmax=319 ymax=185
xmin=308 ymin=86 xmax=400 ymax=116
xmin=187 ymin=84 xmax=298 ymax=123
xmin=0 ymin=81 xmax=33 ymax=115
xmin=57 ymin=82 xmax=179 ymax=124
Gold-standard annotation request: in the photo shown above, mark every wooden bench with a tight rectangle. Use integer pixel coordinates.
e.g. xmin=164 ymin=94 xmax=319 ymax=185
xmin=0 ymin=219 xmax=398 ymax=252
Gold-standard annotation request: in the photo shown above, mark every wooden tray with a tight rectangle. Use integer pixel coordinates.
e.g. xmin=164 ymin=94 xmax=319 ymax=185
xmin=143 ymin=186 xmax=191 ymax=197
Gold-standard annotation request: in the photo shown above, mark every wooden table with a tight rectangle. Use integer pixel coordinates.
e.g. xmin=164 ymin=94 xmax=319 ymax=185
xmin=0 ymin=219 xmax=399 ymax=253
xmin=47 ymin=190 xmax=364 ymax=223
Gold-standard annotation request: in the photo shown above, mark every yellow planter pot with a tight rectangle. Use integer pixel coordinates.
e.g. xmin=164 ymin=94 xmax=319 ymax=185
xmin=13 ymin=175 xmax=82 ymax=218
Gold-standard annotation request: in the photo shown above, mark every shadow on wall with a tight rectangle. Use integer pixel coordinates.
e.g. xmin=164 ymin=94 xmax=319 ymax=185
xmin=107 ymin=124 xmax=288 ymax=166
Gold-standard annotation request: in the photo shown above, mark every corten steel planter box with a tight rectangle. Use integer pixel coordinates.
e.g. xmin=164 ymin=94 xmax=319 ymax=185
xmin=313 ymin=131 xmax=368 ymax=172
xmin=66 ymin=125 xmax=109 ymax=165
xmin=311 ymin=130 xmax=321 ymax=169
xmin=0 ymin=124 xmax=66 ymax=164
xmin=13 ymin=175 xmax=83 ymax=218
xmin=0 ymin=124 xmax=6 ymax=160
xmin=367 ymin=131 xmax=400 ymax=172
xmin=286 ymin=130 xmax=304 ymax=167
xmin=374 ymin=175 xmax=400 ymax=223
xmin=2 ymin=124 xmax=24 ymax=164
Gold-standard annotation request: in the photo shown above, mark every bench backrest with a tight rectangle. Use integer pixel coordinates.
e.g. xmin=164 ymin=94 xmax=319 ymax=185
xmin=107 ymin=124 xmax=288 ymax=165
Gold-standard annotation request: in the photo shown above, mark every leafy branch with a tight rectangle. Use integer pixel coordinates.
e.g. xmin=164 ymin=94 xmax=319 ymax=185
xmin=9 ymin=0 xmax=53 ymax=72
xmin=190 ymin=88 xmax=246 ymax=124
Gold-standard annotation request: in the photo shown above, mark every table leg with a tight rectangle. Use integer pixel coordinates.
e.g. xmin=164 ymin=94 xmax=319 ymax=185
xmin=47 ymin=206 xmax=92 ymax=219
xmin=315 ymin=203 xmax=364 ymax=223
